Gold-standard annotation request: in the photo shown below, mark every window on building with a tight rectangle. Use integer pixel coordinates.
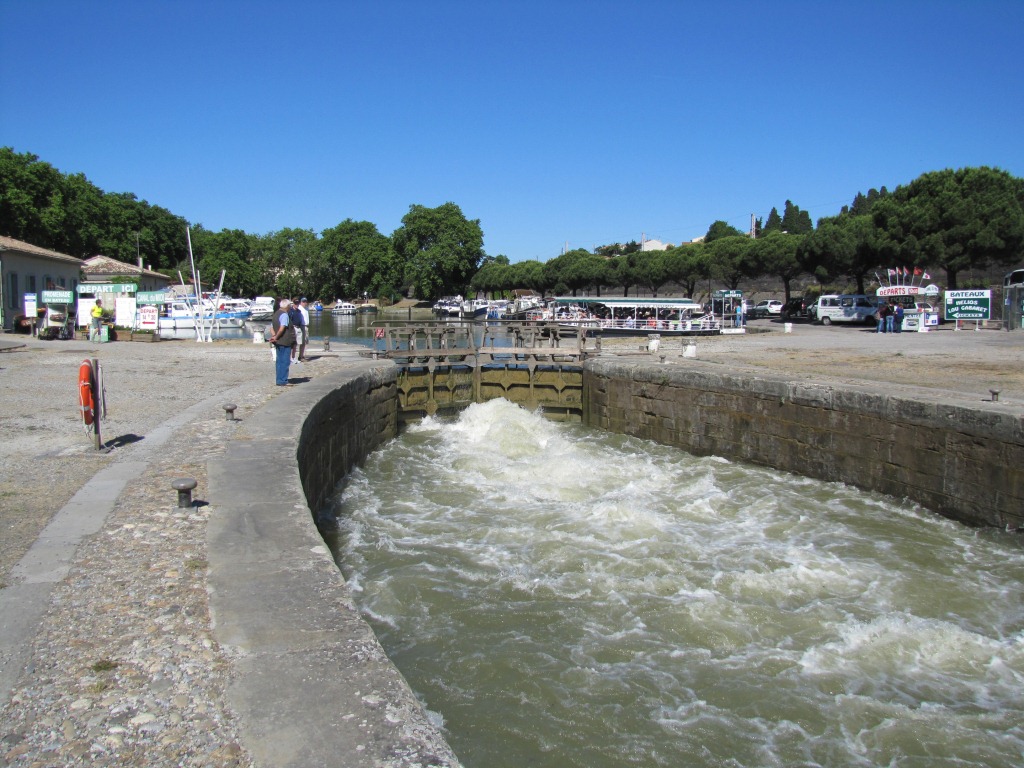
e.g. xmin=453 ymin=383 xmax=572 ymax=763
xmin=27 ymin=275 xmax=37 ymax=294
xmin=8 ymin=273 xmax=18 ymax=308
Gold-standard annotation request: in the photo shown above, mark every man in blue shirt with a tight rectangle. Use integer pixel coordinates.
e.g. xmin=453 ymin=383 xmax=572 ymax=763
xmin=267 ymin=299 xmax=295 ymax=385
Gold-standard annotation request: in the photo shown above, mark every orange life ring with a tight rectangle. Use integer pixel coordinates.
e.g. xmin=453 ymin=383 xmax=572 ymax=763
xmin=78 ymin=360 xmax=95 ymax=427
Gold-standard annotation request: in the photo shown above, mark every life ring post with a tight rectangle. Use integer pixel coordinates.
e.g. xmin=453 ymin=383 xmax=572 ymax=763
xmin=78 ymin=357 xmax=103 ymax=450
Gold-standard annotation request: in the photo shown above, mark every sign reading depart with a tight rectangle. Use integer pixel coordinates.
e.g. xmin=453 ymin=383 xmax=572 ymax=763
xmin=944 ymin=290 xmax=991 ymax=320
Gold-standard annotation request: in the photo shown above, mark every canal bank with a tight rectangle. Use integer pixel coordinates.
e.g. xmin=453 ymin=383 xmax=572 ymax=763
xmin=584 ymin=356 xmax=1024 ymax=529
xmin=1 ymin=325 xmax=1022 ymax=766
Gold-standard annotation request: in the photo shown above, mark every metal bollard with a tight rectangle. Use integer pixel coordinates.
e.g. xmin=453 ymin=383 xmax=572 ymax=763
xmin=323 ymin=335 xmax=330 ymax=351
xmin=990 ymin=389 xmax=1001 ymax=402
xmin=223 ymin=403 xmax=237 ymax=421
xmin=172 ymin=477 xmax=198 ymax=508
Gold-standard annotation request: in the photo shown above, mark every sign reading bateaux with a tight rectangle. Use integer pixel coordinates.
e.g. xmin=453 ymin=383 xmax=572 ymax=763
xmin=944 ymin=290 xmax=991 ymax=320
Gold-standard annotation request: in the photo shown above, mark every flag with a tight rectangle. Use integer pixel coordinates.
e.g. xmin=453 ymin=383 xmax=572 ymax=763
xmin=913 ymin=266 xmax=922 ymax=276
xmin=923 ymin=272 xmax=931 ymax=280
xmin=887 ymin=268 xmax=896 ymax=277
xmin=904 ymin=266 xmax=910 ymax=277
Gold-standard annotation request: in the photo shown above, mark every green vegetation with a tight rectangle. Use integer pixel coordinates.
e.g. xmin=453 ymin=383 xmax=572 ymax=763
xmin=3 ymin=146 xmax=1022 ymax=301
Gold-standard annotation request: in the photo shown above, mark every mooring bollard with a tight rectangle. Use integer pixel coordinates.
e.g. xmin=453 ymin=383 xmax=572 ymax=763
xmin=172 ymin=477 xmax=198 ymax=508
xmin=223 ymin=403 xmax=237 ymax=421
xmin=990 ymin=389 xmax=1001 ymax=402
xmin=323 ymin=335 xmax=330 ymax=351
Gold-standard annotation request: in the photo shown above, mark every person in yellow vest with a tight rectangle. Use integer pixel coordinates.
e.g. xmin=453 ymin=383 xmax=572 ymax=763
xmin=90 ymin=299 xmax=104 ymax=342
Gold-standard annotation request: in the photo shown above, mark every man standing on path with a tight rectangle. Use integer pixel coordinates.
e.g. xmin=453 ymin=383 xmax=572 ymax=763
xmin=268 ymin=298 xmax=296 ymax=386
xmin=297 ymin=298 xmax=310 ymax=362
xmin=289 ymin=296 xmax=305 ymax=363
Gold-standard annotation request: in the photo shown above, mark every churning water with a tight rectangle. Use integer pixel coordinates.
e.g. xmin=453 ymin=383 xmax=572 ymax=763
xmin=328 ymin=399 xmax=1024 ymax=768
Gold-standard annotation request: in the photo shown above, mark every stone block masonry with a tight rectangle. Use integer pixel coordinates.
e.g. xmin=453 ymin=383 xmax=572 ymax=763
xmin=584 ymin=358 xmax=1024 ymax=530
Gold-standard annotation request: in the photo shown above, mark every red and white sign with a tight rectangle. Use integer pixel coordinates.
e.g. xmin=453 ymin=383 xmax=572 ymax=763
xmin=138 ymin=305 xmax=159 ymax=331
xmin=877 ymin=285 xmax=922 ymax=297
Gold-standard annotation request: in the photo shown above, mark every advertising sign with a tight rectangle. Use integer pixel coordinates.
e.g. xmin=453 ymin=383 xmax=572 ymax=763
xmin=877 ymin=285 xmax=922 ymax=297
xmin=24 ymin=293 xmax=38 ymax=318
xmin=944 ymin=290 xmax=991 ymax=320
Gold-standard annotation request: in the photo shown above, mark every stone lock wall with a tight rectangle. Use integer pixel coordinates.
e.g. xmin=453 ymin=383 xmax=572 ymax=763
xmin=297 ymin=364 xmax=399 ymax=513
xmin=584 ymin=358 xmax=1024 ymax=530
xmin=207 ymin=361 xmax=461 ymax=768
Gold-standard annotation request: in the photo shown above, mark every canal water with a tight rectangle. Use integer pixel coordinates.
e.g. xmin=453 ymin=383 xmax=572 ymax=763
xmin=326 ymin=398 xmax=1024 ymax=768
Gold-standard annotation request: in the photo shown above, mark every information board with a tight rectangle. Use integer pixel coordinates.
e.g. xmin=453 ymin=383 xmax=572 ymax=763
xmin=944 ymin=290 xmax=991 ymax=320
xmin=41 ymin=290 xmax=75 ymax=304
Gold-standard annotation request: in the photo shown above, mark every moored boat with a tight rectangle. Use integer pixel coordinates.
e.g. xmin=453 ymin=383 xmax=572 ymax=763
xmin=432 ymin=296 xmax=463 ymax=317
xmin=547 ymin=296 xmax=719 ymax=335
xmin=158 ymin=299 xmax=247 ymax=330
xmin=249 ymin=296 xmax=276 ymax=321
xmin=332 ymin=301 xmax=357 ymax=315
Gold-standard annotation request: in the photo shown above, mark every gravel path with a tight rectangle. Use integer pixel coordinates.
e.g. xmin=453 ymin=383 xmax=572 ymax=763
xmin=0 ymin=334 xmax=361 ymax=767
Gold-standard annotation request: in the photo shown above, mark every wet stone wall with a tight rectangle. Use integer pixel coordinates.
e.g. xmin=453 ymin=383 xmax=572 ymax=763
xmin=584 ymin=358 xmax=1024 ymax=530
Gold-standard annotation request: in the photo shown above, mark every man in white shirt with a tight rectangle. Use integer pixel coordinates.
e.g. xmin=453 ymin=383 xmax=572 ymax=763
xmin=297 ymin=298 xmax=311 ymax=362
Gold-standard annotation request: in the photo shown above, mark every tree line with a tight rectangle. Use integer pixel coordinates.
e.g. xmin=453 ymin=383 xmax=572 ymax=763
xmin=0 ymin=148 xmax=485 ymax=301
xmin=3 ymin=147 xmax=1022 ymax=302
xmin=474 ymin=172 xmax=1024 ymax=302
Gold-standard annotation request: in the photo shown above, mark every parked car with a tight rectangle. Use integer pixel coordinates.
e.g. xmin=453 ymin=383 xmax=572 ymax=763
xmin=781 ymin=297 xmax=811 ymax=320
xmin=749 ymin=299 xmax=783 ymax=319
xmin=814 ymin=294 xmax=880 ymax=325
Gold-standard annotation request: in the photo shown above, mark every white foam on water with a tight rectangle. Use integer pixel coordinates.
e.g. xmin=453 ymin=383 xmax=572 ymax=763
xmin=332 ymin=398 xmax=1024 ymax=768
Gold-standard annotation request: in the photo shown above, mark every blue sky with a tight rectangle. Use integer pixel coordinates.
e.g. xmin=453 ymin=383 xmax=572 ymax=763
xmin=2 ymin=1 xmax=1023 ymax=262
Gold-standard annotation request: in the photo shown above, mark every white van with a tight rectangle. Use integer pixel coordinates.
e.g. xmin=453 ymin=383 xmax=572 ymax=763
xmin=814 ymin=294 xmax=879 ymax=325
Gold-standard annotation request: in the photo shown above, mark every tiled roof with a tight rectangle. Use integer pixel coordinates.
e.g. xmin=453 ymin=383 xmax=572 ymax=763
xmin=82 ymin=255 xmax=168 ymax=280
xmin=0 ymin=236 xmax=84 ymax=266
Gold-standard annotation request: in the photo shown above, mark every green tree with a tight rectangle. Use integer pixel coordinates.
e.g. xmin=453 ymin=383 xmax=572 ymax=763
xmin=872 ymin=167 xmax=1024 ymax=288
xmin=780 ymin=200 xmax=813 ymax=235
xmin=798 ymin=214 xmax=882 ymax=294
xmin=662 ymin=243 xmax=710 ymax=298
xmin=706 ymin=235 xmax=754 ymax=289
xmin=508 ymin=259 xmax=548 ymax=296
xmin=320 ymin=219 xmax=395 ymax=301
xmin=191 ymin=226 xmax=261 ymax=297
xmin=635 ymin=251 xmax=671 ymax=296
xmin=543 ymin=248 xmax=606 ymax=296
xmin=704 ymin=220 xmax=746 ymax=243
xmin=0 ymin=148 xmax=64 ymax=248
xmin=750 ymin=232 xmax=805 ymax=301
xmin=392 ymin=202 xmax=484 ymax=301
xmin=609 ymin=253 xmax=641 ymax=296
xmin=761 ymin=207 xmax=782 ymax=236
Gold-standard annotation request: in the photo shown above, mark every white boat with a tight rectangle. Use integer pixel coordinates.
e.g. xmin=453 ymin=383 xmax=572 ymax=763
xmin=158 ymin=300 xmax=246 ymax=330
xmin=249 ymin=296 xmax=276 ymax=321
xmin=433 ymin=296 xmax=463 ymax=317
xmin=486 ymin=300 xmax=510 ymax=319
xmin=502 ymin=294 xmax=544 ymax=319
xmin=547 ymin=296 xmax=719 ymax=336
xmin=332 ymin=301 xmax=357 ymax=315
xmin=204 ymin=297 xmax=252 ymax=320
xmin=460 ymin=298 xmax=490 ymax=319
